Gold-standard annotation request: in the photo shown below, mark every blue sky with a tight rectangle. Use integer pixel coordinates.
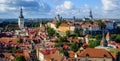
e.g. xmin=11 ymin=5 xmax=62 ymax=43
xmin=0 ymin=0 xmax=120 ymax=19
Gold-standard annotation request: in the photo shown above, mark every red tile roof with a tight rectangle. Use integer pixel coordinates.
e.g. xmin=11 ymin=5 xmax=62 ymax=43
xmin=0 ymin=37 xmax=18 ymax=44
xmin=68 ymin=51 xmax=75 ymax=58
xmin=40 ymin=48 xmax=57 ymax=55
xmin=23 ymin=50 xmax=30 ymax=60
xmin=78 ymin=48 xmax=113 ymax=58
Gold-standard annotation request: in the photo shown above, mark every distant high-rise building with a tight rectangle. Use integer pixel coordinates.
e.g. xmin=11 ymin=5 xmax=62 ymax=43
xmin=18 ymin=8 xmax=24 ymax=29
xmin=89 ymin=10 xmax=93 ymax=20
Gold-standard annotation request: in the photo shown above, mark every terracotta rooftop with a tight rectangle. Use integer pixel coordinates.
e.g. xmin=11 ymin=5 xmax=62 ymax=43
xmin=67 ymin=37 xmax=84 ymax=43
xmin=0 ymin=37 xmax=18 ymax=44
xmin=78 ymin=48 xmax=113 ymax=58
xmin=111 ymin=53 xmax=116 ymax=60
xmin=23 ymin=50 xmax=30 ymax=60
xmin=68 ymin=51 xmax=75 ymax=58
xmin=40 ymin=48 xmax=57 ymax=55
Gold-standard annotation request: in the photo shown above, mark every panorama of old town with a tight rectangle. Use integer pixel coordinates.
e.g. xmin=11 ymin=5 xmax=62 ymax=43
xmin=0 ymin=0 xmax=120 ymax=61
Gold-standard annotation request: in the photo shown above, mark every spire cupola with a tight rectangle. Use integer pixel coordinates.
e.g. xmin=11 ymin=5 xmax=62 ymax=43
xmin=19 ymin=8 xmax=24 ymax=18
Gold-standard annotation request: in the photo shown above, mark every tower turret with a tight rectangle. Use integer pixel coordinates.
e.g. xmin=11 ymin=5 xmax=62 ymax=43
xmin=18 ymin=8 xmax=24 ymax=29
xmin=101 ymin=29 xmax=108 ymax=47
xmin=19 ymin=8 xmax=24 ymax=18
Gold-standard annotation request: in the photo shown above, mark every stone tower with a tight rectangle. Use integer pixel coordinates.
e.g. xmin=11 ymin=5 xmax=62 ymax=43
xmin=18 ymin=8 xmax=24 ymax=29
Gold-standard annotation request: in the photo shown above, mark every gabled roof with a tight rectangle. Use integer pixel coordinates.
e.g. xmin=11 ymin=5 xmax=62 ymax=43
xmin=78 ymin=48 xmax=113 ymax=58
xmin=40 ymin=48 xmax=57 ymax=55
xmin=0 ymin=37 xmax=18 ymax=44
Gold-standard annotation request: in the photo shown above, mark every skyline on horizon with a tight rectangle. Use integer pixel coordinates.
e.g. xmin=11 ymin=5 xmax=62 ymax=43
xmin=0 ymin=0 xmax=120 ymax=19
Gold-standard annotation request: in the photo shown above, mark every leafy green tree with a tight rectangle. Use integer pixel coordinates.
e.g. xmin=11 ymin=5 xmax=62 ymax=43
xmin=79 ymin=28 xmax=84 ymax=36
xmin=74 ymin=28 xmax=79 ymax=36
xmin=6 ymin=48 xmax=18 ymax=53
xmin=56 ymin=21 xmax=61 ymax=28
xmin=87 ymin=20 xmax=93 ymax=24
xmin=111 ymin=34 xmax=120 ymax=43
xmin=114 ymin=35 xmax=120 ymax=43
xmin=116 ymin=52 xmax=120 ymax=61
xmin=47 ymin=27 xmax=56 ymax=36
xmin=17 ymin=38 xmax=23 ymax=43
xmin=66 ymin=31 xmax=71 ymax=37
xmin=70 ymin=43 xmax=81 ymax=52
xmin=59 ymin=36 xmax=68 ymax=42
xmin=88 ymin=40 xmax=100 ymax=48
xmin=54 ymin=33 xmax=61 ymax=38
xmin=64 ymin=50 xmax=69 ymax=57
xmin=16 ymin=56 xmax=26 ymax=61
xmin=95 ymin=34 xmax=102 ymax=40
xmin=33 ymin=22 xmax=40 ymax=27
xmin=97 ymin=20 xmax=106 ymax=29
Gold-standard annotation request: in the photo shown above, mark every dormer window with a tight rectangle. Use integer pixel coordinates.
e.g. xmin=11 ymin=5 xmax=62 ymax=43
xmin=104 ymin=54 xmax=107 ymax=58
xmin=86 ymin=54 xmax=89 ymax=57
xmin=103 ymin=54 xmax=107 ymax=61
xmin=86 ymin=54 xmax=89 ymax=61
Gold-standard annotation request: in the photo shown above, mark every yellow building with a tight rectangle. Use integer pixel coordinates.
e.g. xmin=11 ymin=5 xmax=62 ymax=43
xmin=58 ymin=23 xmax=70 ymax=32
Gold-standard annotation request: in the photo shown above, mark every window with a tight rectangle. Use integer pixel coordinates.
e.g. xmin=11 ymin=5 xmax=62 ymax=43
xmin=103 ymin=54 xmax=107 ymax=61
xmin=86 ymin=54 xmax=89 ymax=57
xmin=78 ymin=59 xmax=80 ymax=61
xmin=86 ymin=54 xmax=89 ymax=61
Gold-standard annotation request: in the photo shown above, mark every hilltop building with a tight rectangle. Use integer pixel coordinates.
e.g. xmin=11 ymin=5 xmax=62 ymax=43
xmin=18 ymin=8 xmax=24 ymax=29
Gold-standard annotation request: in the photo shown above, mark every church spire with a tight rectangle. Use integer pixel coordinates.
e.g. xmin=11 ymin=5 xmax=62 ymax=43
xmin=89 ymin=10 xmax=93 ymax=20
xmin=19 ymin=8 xmax=24 ymax=18
xmin=101 ymin=29 xmax=108 ymax=47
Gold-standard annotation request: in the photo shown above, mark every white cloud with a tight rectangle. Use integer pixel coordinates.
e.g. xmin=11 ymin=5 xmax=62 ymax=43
xmin=56 ymin=1 xmax=74 ymax=10
xmin=50 ymin=1 xmax=94 ymax=18
xmin=0 ymin=0 xmax=51 ymax=18
xmin=51 ymin=1 xmax=79 ymax=17
xmin=101 ymin=0 xmax=120 ymax=18
xmin=102 ymin=0 xmax=120 ymax=11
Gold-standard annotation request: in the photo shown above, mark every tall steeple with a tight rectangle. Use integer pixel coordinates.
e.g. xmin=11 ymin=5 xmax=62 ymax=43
xmin=101 ymin=29 xmax=108 ymax=47
xmin=19 ymin=8 xmax=24 ymax=18
xmin=89 ymin=10 xmax=93 ymax=20
xmin=18 ymin=8 xmax=24 ymax=29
